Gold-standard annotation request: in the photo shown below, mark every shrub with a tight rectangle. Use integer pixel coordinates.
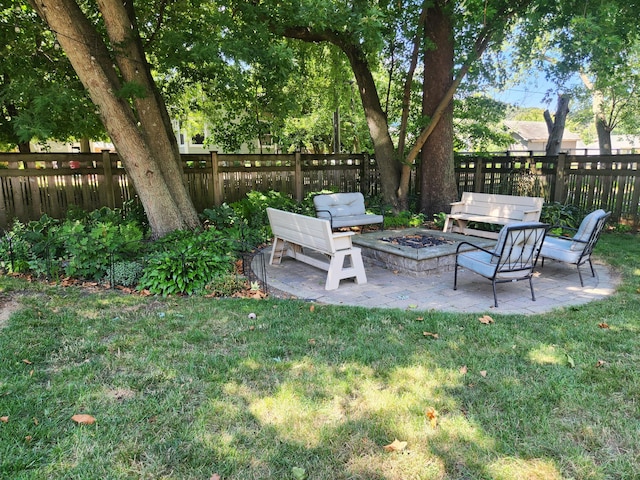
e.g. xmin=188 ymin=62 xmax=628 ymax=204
xmin=541 ymin=202 xmax=584 ymax=230
xmin=105 ymin=260 xmax=145 ymax=287
xmin=384 ymin=211 xmax=425 ymax=228
xmin=138 ymin=229 xmax=236 ymax=296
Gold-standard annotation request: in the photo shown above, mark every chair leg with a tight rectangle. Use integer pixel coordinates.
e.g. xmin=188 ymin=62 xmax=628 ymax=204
xmin=453 ymin=262 xmax=459 ymax=290
xmin=491 ymin=281 xmax=498 ymax=308
xmin=588 ymin=258 xmax=596 ymax=277
xmin=529 ymin=277 xmax=536 ymax=302
xmin=576 ymin=265 xmax=585 ymax=287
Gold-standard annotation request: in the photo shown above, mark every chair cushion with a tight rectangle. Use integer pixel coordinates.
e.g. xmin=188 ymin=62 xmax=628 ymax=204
xmin=491 ymin=221 xmax=544 ymax=264
xmin=571 ymin=209 xmax=606 ymax=250
xmin=314 ymin=193 xmax=366 ymax=218
xmin=540 ymin=236 xmax=583 ymax=263
xmin=458 ymin=250 xmax=533 ymax=280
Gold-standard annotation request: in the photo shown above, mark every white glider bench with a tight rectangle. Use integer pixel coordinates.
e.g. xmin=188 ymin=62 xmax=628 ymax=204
xmin=313 ymin=192 xmax=384 ymax=229
xmin=266 ymin=207 xmax=367 ymax=290
xmin=443 ymin=192 xmax=544 ymax=240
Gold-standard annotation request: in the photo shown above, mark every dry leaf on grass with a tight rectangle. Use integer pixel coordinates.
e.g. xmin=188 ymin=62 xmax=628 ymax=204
xmin=423 ymin=331 xmax=439 ymax=339
xmin=598 ymin=322 xmax=610 ymax=329
xmin=383 ymin=438 xmax=408 ymax=452
xmin=460 ymin=365 xmax=468 ymax=375
xmin=595 ymin=359 xmax=606 ymax=368
xmin=210 ymin=474 xmax=221 ymax=480
xmin=22 ymin=359 xmax=32 ymax=365
xmin=71 ymin=414 xmax=96 ymax=425
xmin=425 ymin=407 xmax=439 ymax=428
xmin=309 ymin=305 xmax=315 ymax=312
xmin=480 ymin=370 xmax=487 ymax=377
xmin=1 ymin=416 xmax=8 ymax=423
xmin=478 ymin=315 xmax=494 ymax=324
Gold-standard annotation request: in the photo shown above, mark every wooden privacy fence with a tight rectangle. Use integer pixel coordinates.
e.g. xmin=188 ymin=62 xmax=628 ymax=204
xmin=1 ymin=151 xmax=638 ymax=228
xmin=0 ymin=151 xmax=379 ymax=228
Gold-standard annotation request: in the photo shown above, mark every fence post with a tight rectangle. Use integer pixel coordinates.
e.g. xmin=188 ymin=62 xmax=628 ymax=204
xmin=101 ymin=150 xmax=115 ymax=208
xmin=294 ymin=152 xmax=303 ymax=202
xmin=362 ymin=152 xmax=371 ymax=195
xmin=473 ymin=157 xmax=484 ymax=192
xmin=211 ymin=151 xmax=222 ymax=206
xmin=553 ymin=153 xmax=566 ymax=203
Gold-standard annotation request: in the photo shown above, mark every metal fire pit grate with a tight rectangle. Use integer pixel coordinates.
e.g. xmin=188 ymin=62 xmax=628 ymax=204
xmin=380 ymin=234 xmax=455 ymax=249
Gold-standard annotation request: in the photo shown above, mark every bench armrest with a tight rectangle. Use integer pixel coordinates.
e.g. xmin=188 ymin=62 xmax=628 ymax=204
xmin=523 ymin=208 xmax=541 ymax=214
xmin=450 ymin=201 xmax=465 ymax=206
xmin=332 ymin=231 xmax=355 ymax=239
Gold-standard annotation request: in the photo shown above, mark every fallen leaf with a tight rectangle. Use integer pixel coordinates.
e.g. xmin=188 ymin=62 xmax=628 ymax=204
xmin=460 ymin=365 xmax=468 ymax=375
xmin=416 ymin=316 xmax=424 ymax=321
xmin=480 ymin=370 xmax=487 ymax=377
xmin=598 ymin=322 xmax=610 ymax=329
xmin=308 ymin=338 xmax=316 ymax=345
xmin=566 ymin=354 xmax=575 ymax=368
xmin=33 ymin=418 xmax=38 ymax=426
xmin=71 ymin=414 xmax=96 ymax=425
xmin=249 ymin=326 xmax=255 ymax=331
xmin=309 ymin=305 xmax=315 ymax=312
xmin=478 ymin=315 xmax=494 ymax=324
xmin=1 ymin=416 xmax=8 ymax=423
xmin=25 ymin=435 xmax=32 ymax=442
xmin=22 ymin=359 xmax=32 ymax=365
xmin=210 ymin=475 xmax=221 ymax=480
xmin=425 ymin=407 xmax=439 ymax=428
xmin=384 ymin=438 xmax=408 ymax=452
xmin=595 ymin=359 xmax=606 ymax=368
xmin=423 ymin=331 xmax=439 ymax=339
xmin=292 ymin=467 xmax=306 ymax=480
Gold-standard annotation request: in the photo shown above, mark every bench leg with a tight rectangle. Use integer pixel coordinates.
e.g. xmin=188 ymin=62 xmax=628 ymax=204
xmin=325 ymin=249 xmax=368 ymax=290
xmin=269 ymin=237 xmax=286 ymax=265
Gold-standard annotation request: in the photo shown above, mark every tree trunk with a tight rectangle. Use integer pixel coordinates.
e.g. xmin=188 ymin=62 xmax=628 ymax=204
xmin=544 ymin=94 xmax=570 ymax=155
xmin=341 ymin=44 xmax=402 ymax=210
xmin=419 ymin=3 xmax=458 ymax=217
xmin=29 ymin=0 xmax=199 ymax=238
xmin=597 ymin=118 xmax=612 ymax=154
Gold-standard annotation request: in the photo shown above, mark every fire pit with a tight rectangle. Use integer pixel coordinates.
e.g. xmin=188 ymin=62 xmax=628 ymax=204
xmin=352 ymin=228 xmax=495 ymax=277
xmin=381 ymin=234 xmax=455 ymax=249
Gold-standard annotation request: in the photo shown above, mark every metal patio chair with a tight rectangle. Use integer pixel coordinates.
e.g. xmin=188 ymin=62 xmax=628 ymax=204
xmin=540 ymin=209 xmax=611 ymax=286
xmin=454 ymin=222 xmax=548 ymax=307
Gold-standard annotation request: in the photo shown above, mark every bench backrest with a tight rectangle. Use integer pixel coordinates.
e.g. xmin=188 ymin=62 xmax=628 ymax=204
xmin=267 ymin=207 xmax=341 ymax=254
xmin=455 ymin=192 xmax=544 ymax=220
xmin=313 ymin=192 xmax=366 ymax=220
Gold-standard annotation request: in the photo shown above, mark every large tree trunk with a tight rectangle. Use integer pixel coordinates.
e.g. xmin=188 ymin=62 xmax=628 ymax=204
xmin=544 ymin=94 xmax=570 ymax=155
xmin=340 ymin=44 xmax=402 ymax=210
xmin=29 ymin=0 xmax=199 ymax=238
xmin=419 ymin=3 xmax=458 ymax=217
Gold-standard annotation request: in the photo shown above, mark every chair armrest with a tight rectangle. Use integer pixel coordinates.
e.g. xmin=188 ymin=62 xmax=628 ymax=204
xmin=450 ymin=201 xmax=465 ymax=206
xmin=523 ymin=208 xmax=541 ymax=214
xmin=455 ymin=241 xmax=499 ymax=258
xmin=332 ymin=231 xmax=355 ymax=239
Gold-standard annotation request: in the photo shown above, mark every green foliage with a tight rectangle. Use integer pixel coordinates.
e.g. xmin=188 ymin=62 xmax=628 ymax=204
xmin=105 ymin=260 xmax=145 ymax=287
xmin=206 ymin=273 xmax=248 ymax=297
xmin=433 ymin=212 xmax=447 ymax=230
xmin=383 ymin=210 xmax=425 ymax=228
xmin=541 ymin=202 xmax=584 ymax=230
xmin=138 ymin=229 xmax=236 ymax=296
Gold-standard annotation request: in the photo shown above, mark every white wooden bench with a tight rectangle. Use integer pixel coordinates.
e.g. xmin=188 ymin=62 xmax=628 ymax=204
xmin=266 ymin=207 xmax=367 ymax=290
xmin=443 ymin=192 xmax=544 ymax=239
xmin=313 ymin=192 xmax=384 ymax=229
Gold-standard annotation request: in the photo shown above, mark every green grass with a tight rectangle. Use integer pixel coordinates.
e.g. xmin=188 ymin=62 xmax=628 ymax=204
xmin=0 ymin=233 xmax=639 ymax=479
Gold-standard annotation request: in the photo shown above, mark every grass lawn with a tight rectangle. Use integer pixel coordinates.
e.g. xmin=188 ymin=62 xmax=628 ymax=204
xmin=0 ymin=232 xmax=638 ymax=479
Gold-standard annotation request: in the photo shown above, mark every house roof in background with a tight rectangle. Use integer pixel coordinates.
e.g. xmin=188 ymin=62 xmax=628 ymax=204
xmin=504 ymin=121 xmax=582 ymax=141
xmin=585 ymin=134 xmax=640 ymax=150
